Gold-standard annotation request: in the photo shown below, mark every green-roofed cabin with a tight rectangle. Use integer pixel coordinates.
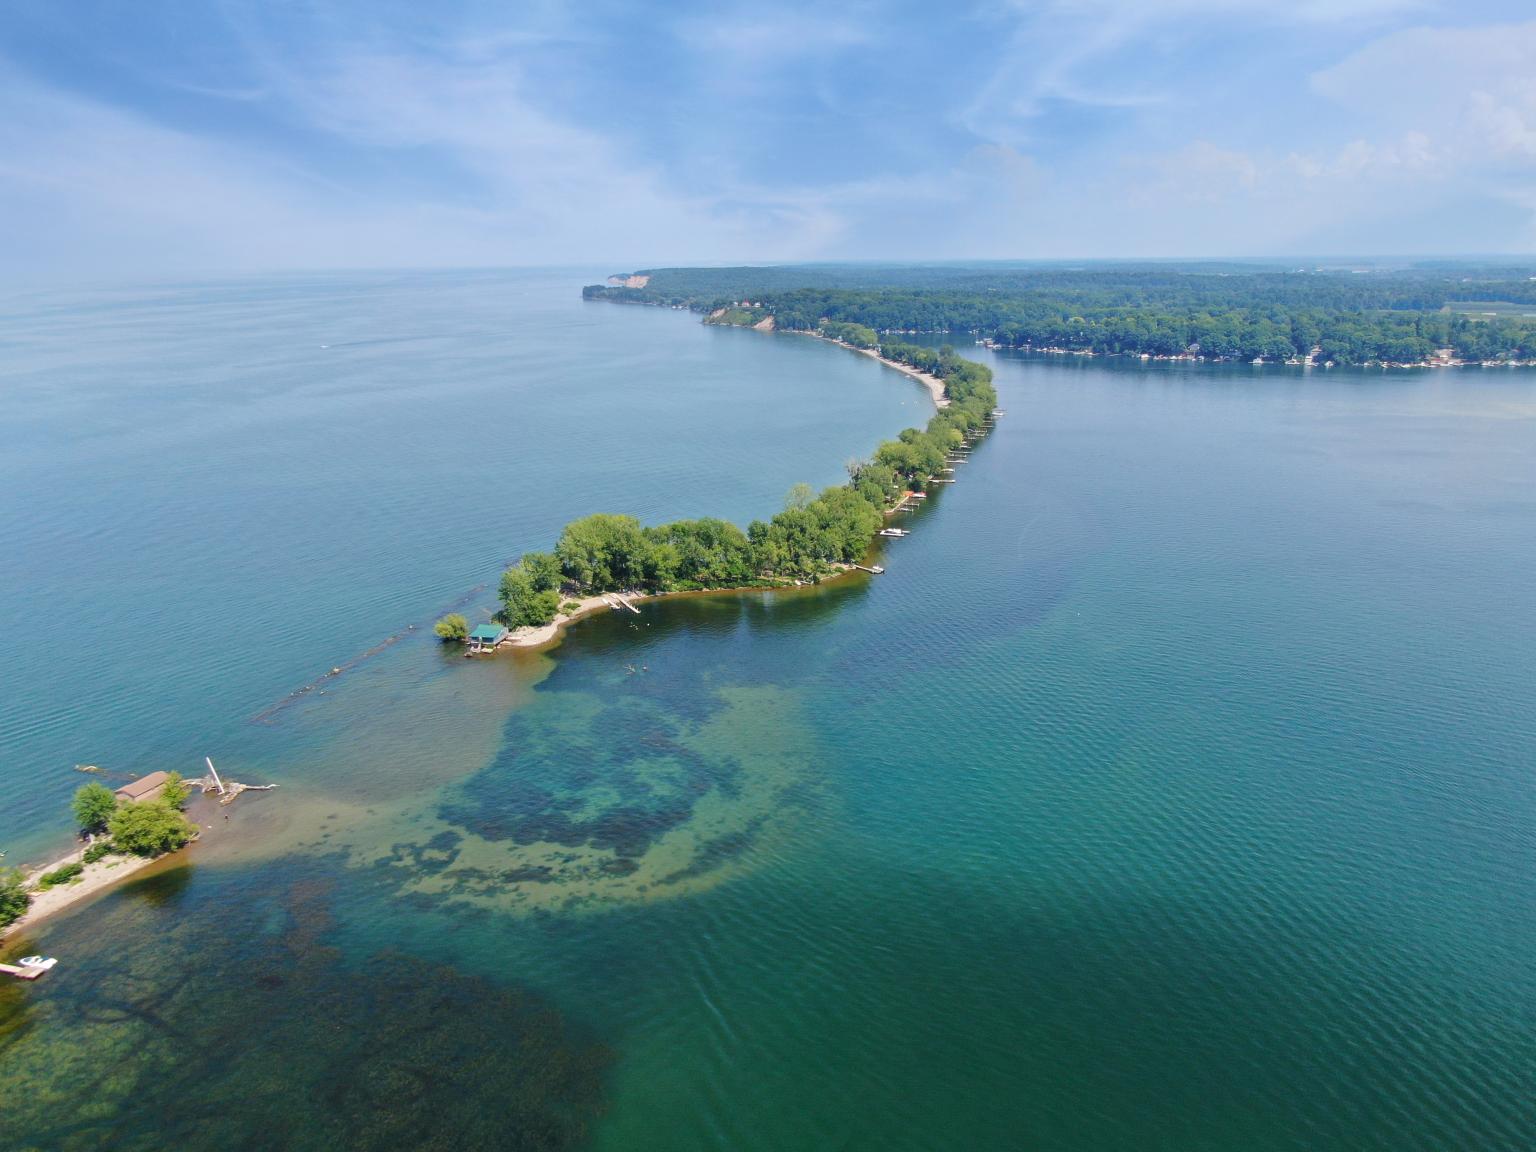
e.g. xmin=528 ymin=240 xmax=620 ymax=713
xmin=466 ymin=623 xmax=509 ymax=653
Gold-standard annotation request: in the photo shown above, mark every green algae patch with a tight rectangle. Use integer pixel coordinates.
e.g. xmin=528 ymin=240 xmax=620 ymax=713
xmin=352 ymin=683 xmax=825 ymax=914
xmin=0 ymin=874 xmax=612 ymax=1151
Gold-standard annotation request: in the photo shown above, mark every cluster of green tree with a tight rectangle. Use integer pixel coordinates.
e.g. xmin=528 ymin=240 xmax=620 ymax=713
xmin=480 ymin=349 xmax=998 ymax=629
xmin=586 ymin=265 xmax=1536 ymax=365
xmin=706 ymin=306 xmax=761 ymax=328
xmin=0 ymin=775 xmax=200 ymax=928
xmin=433 ymin=613 xmax=469 ymax=641
xmin=494 ymin=499 xmax=875 ymax=622
xmin=879 ymin=341 xmax=997 ymax=401
xmin=746 ymin=484 xmax=885 ymax=577
xmin=0 ymin=868 xmax=27 ymax=927
xmin=818 ymin=320 xmax=879 ymax=348
xmin=860 ymin=344 xmax=998 ymax=493
xmin=72 ymin=775 xmax=196 ymax=858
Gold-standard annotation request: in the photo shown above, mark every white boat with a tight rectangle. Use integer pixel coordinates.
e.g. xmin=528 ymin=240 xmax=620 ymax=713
xmin=19 ymin=956 xmax=56 ymax=971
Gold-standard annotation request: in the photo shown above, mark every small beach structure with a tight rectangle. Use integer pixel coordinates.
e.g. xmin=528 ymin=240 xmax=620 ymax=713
xmin=1 ymin=957 xmax=57 ymax=981
xmin=114 ymin=771 xmax=170 ymax=804
xmin=466 ymin=623 xmax=509 ymax=654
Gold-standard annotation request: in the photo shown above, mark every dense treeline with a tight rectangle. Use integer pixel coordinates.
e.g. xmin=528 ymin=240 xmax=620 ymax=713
xmin=493 ymin=335 xmax=998 ymax=629
xmin=585 ymin=262 xmax=1536 ymax=311
xmin=818 ymin=320 xmax=878 ymax=348
xmin=585 ymin=263 xmax=1536 ymax=365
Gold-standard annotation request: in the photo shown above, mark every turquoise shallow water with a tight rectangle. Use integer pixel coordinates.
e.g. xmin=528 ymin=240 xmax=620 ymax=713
xmin=2 ymin=275 xmax=1534 ymax=1151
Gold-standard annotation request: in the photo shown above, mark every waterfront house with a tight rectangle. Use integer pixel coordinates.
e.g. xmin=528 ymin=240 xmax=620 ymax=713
xmin=115 ymin=771 xmax=169 ymax=803
xmin=467 ymin=623 xmax=509 ymax=653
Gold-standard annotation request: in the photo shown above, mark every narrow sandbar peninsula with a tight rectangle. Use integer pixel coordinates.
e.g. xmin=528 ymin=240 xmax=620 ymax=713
xmin=433 ymin=290 xmax=1000 ymax=655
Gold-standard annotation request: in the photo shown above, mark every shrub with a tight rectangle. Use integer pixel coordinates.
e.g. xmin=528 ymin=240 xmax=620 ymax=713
xmin=83 ymin=841 xmax=115 ymax=864
xmin=71 ymin=782 xmax=118 ymax=833
xmin=161 ymin=771 xmax=189 ymax=809
xmin=0 ymin=868 xmax=30 ymax=927
xmin=561 ymin=601 xmax=581 ymax=614
xmin=108 ymin=800 xmax=196 ymax=857
xmin=498 ymin=567 xmax=562 ymax=627
xmin=38 ymin=861 xmax=84 ymax=889
xmin=434 ymin=613 xmax=469 ymax=641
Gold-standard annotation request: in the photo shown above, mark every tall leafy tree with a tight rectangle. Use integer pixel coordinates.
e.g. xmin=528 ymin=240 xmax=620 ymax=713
xmin=71 ymin=782 xmax=118 ymax=833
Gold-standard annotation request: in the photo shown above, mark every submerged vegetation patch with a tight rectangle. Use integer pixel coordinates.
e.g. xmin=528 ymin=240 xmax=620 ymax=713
xmin=360 ymin=681 xmax=824 ymax=914
xmin=0 ymin=874 xmax=612 ymax=1151
xmin=441 ymin=688 xmax=749 ymax=858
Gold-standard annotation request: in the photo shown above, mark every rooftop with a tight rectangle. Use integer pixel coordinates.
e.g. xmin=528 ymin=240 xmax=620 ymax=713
xmin=115 ymin=770 xmax=170 ymax=802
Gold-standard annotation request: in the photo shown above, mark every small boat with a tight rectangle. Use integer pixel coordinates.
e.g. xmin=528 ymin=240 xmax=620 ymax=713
xmin=18 ymin=956 xmax=56 ymax=971
xmin=870 ymin=565 xmax=885 ymax=574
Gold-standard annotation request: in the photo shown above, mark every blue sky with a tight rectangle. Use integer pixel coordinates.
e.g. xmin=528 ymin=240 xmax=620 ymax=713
xmin=3 ymin=0 xmax=1535 ymax=275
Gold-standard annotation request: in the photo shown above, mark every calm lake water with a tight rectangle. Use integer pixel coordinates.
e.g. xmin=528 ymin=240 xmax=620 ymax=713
xmin=2 ymin=272 xmax=1534 ymax=1151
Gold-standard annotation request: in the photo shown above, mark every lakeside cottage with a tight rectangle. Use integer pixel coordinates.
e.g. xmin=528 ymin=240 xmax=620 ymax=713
xmin=114 ymin=771 xmax=169 ymax=803
xmin=467 ymin=623 xmax=509 ymax=653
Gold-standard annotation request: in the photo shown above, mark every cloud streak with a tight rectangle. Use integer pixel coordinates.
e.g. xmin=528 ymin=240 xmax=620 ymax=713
xmin=0 ymin=0 xmax=1532 ymax=275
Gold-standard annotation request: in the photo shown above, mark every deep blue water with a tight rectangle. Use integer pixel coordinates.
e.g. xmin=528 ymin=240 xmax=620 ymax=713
xmin=2 ymin=274 xmax=1533 ymax=1151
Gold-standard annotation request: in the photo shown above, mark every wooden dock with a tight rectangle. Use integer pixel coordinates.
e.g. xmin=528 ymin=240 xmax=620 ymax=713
xmin=1 ymin=962 xmax=49 ymax=981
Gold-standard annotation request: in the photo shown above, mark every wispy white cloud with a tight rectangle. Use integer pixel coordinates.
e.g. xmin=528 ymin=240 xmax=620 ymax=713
xmin=0 ymin=41 xmax=855 ymax=276
xmin=0 ymin=0 xmax=1531 ymax=274
xmin=673 ymin=13 xmax=871 ymax=60
xmin=961 ymin=0 xmax=1435 ymax=142
xmin=1312 ymin=19 xmax=1536 ymax=162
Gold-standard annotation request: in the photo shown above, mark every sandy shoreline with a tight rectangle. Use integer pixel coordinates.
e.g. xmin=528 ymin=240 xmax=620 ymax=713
xmin=1 ymin=843 xmax=185 ymax=943
xmin=500 ymin=580 xmax=836 ymax=652
xmin=780 ymin=328 xmax=950 ymax=407
xmin=853 ymin=345 xmax=949 ymax=407
xmin=499 ymin=592 xmax=620 ymax=649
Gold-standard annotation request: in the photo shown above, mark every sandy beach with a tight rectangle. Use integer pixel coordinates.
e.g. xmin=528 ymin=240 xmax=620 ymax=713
xmin=853 ymin=345 xmax=950 ymax=407
xmin=779 ymin=327 xmax=950 ymax=407
xmin=1 ymin=844 xmax=178 ymax=942
xmin=502 ymin=592 xmax=624 ymax=649
xmin=501 ymin=572 xmax=875 ymax=651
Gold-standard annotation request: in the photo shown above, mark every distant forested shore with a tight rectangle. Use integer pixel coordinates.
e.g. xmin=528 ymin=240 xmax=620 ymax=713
xmin=584 ymin=262 xmax=1536 ymax=367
